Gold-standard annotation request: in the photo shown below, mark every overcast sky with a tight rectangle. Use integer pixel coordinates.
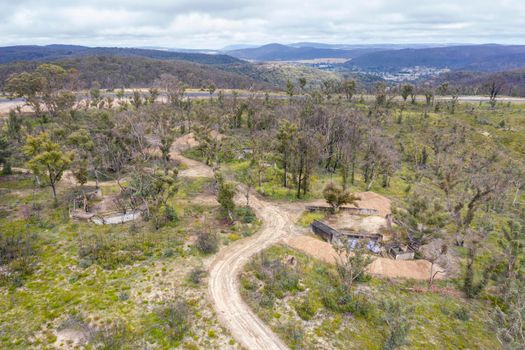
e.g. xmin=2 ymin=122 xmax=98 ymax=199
xmin=0 ymin=0 xmax=524 ymax=49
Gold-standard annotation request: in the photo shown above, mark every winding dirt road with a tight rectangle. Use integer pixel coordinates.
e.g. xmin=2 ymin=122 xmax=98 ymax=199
xmin=208 ymin=194 xmax=299 ymax=350
xmin=171 ymin=141 xmax=296 ymax=349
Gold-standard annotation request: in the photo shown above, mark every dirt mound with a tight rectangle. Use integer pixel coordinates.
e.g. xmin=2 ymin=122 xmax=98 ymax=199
xmin=284 ymin=235 xmax=338 ymax=264
xmin=367 ymin=258 xmax=444 ymax=280
xmin=173 ymin=132 xmax=199 ymax=151
xmin=54 ymin=328 xmax=87 ymax=348
xmin=307 ymin=191 xmax=391 ymax=217
xmin=326 ymin=213 xmax=387 ymax=233
xmin=173 ymin=131 xmax=224 ymax=152
xmin=353 ymin=191 xmax=391 ymax=217
xmin=284 ymin=234 xmax=444 ymax=280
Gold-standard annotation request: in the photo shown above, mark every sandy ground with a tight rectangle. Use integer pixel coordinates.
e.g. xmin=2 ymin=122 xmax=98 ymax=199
xmin=367 ymin=257 xmax=444 ymax=280
xmin=307 ymin=191 xmax=392 ymax=217
xmin=170 ymin=133 xmax=214 ymax=178
xmin=325 ymin=213 xmax=387 ymax=233
xmin=284 ymin=235 xmax=339 ymax=263
xmin=0 ymin=100 xmax=32 ymax=115
xmin=284 ymin=235 xmax=444 ymax=280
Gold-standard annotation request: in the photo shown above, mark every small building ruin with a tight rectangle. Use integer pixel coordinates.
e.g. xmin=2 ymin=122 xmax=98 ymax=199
xmin=311 ymin=220 xmax=383 ymax=253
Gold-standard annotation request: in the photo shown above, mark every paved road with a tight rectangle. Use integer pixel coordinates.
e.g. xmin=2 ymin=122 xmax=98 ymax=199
xmin=3 ymin=92 xmax=525 ymax=113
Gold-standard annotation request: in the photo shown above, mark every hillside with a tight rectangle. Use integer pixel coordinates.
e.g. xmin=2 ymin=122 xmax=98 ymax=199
xmin=0 ymin=44 xmax=242 ymax=65
xmin=347 ymin=44 xmax=525 ymax=72
xmin=220 ymin=62 xmax=343 ymax=88
xmin=0 ymin=56 xmax=265 ymax=90
xmin=429 ymin=68 xmax=525 ymax=96
xmin=0 ymin=55 xmax=356 ymax=91
xmin=226 ymin=43 xmax=377 ymax=61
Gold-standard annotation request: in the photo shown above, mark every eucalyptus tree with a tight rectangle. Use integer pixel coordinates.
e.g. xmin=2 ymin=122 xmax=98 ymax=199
xmin=5 ymin=63 xmax=78 ymax=119
xmin=23 ymin=132 xmax=74 ymax=202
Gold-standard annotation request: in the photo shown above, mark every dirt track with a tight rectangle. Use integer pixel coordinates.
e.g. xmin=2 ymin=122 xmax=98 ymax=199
xmin=172 ymin=138 xmax=294 ymax=349
xmin=208 ymin=195 xmax=298 ymax=350
xmin=170 ymin=134 xmax=214 ymax=178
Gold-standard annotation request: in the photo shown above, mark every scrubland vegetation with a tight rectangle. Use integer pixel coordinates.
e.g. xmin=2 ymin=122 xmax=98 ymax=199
xmin=0 ymin=62 xmax=524 ymax=349
xmin=241 ymin=245 xmax=501 ymax=349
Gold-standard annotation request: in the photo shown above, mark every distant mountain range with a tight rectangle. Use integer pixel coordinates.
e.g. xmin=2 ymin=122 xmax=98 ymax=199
xmin=0 ymin=44 xmax=241 ymax=65
xmin=286 ymin=42 xmax=458 ymax=50
xmin=223 ymin=43 xmax=525 ymax=72
xmin=347 ymin=44 xmax=525 ymax=72
xmin=2 ymin=43 xmax=525 ymax=95
xmin=3 ymin=43 xmax=525 ymax=73
xmin=225 ymin=43 xmax=381 ymax=61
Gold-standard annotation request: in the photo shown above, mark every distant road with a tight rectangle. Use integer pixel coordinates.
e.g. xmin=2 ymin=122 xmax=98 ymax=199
xmin=2 ymin=92 xmax=525 ymax=114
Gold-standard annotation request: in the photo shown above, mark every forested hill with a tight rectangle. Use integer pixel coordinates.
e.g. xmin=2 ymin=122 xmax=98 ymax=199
xmin=226 ymin=43 xmax=379 ymax=61
xmin=0 ymin=56 xmax=268 ymax=90
xmin=0 ymin=44 xmax=242 ymax=65
xmin=347 ymin=44 xmax=525 ymax=72
xmin=429 ymin=68 xmax=525 ymax=97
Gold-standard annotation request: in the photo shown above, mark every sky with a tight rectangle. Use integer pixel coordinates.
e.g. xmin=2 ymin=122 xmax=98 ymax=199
xmin=0 ymin=0 xmax=524 ymax=49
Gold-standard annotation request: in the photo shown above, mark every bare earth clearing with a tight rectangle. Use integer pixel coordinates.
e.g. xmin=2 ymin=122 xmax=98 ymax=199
xmin=306 ymin=191 xmax=392 ymax=217
xmin=284 ymin=235 xmax=444 ymax=280
xmin=171 ymin=133 xmax=214 ymax=178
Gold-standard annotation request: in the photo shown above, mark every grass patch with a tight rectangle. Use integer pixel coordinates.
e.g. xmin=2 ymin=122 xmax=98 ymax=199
xmin=297 ymin=211 xmax=326 ymax=227
xmin=241 ymin=245 xmax=502 ymax=349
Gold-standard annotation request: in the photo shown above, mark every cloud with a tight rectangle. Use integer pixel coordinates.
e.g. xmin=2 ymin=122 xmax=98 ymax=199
xmin=0 ymin=0 xmax=523 ymax=48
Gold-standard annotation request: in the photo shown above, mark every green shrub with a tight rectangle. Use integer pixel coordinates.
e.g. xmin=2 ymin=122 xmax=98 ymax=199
xmin=381 ymin=299 xmax=411 ymax=350
xmin=195 ymin=231 xmax=218 ymax=254
xmin=236 ymin=206 xmax=256 ymax=223
xmin=0 ymin=231 xmax=38 ymax=286
xmin=260 ymin=290 xmax=276 ymax=308
xmin=321 ymin=286 xmax=372 ymax=317
xmin=188 ymin=268 xmax=206 ymax=285
xmin=78 ymin=233 xmax=145 ymax=269
xmin=282 ymin=321 xmax=304 ymax=349
xmin=88 ymin=320 xmax=132 ymax=349
xmin=294 ymin=294 xmax=318 ymax=320
xmin=454 ymin=307 xmax=470 ymax=321
xmin=162 ymin=204 xmax=179 ymax=224
xmin=118 ymin=291 xmax=129 ymax=302
xmin=156 ymin=301 xmax=192 ymax=343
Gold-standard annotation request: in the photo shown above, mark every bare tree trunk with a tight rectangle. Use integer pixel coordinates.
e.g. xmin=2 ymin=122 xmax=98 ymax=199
xmin=512 ymin=186 xmax=521 ymax=206
xmin=296 ymin=163 xmax=303 ymax=198
xmin=51 ymin=182 xmax=57 ymax=202
xmin=245 ymin=185 xmax=251 ymax=207
xmin=283 ymin=157 xmax=288 ymax=188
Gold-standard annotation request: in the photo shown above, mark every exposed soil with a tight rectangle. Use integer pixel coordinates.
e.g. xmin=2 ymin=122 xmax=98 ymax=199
xmin=0 ymin=100 xmax=32 ymax=115
xmin=284 ymin=235 xmax=339 ymax=264
xmin=367 ymin=257 xmax=444 ymax=280
xmin=284 ymin=234 xmax=445 ymax=280
xmin=170 ymin=135 xmax=213 ymax=178
xmin=325 ymin=213 xmax=387 ymax=233
xmin=306 ymin=191 xmax=392 ymax=217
